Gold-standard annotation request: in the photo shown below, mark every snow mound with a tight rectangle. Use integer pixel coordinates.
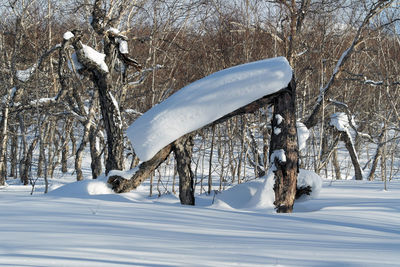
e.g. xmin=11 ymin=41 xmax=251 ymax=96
xmin=213 ymin=169 xmax=322 ymax=210
xmin=246 ymin=169 xmax=276 ymax=210
xmin=297 ymin=169 xmax=323 ymax=201
xmin=212 ymin=179 xmax=264 ymax=209
xmin=48 ymin=176 xmax=113 ymax=197
xmin=128 ymin=57 xmax=293 ymax=161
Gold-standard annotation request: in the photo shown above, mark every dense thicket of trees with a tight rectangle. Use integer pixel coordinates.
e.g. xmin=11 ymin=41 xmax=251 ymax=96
xmin=1 ymin=0 xmax=399 ymax=205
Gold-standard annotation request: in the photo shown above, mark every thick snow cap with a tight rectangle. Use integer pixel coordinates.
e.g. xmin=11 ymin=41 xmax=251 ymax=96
xmin=128 ymin=57 xmax=293 ymax=161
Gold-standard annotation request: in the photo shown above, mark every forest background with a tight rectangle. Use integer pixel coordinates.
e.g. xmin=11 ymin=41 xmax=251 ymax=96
xmin=1 ymin=0 xmax=399 ymax=195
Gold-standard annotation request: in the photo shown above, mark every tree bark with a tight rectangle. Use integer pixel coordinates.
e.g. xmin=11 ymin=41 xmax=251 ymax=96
xmin=0 ymin=87 xmax=16 ymax=185
xmin=173 ymin=135 xmax=195 ymax=205
xmin=9 ymin=125 xmax=18 ymax=178
xmin=96 ymin=78 xmax=125 ymax=173
xmin=108 ymin=144 xmax=173 ymax=193
xmin=332 ymin=148 xmax=341 ymax=180
xmin=338 ymin=130 xmax=363 ymax=180
xmin=89 ymin=126 xmax=102 ymax=179
xmin=21 ymin=138 xmax=38 ymax=185
xmin=270 ymin=77 xmax=298 ymax=213
xmin=61 ymin=119 xmax=72 ymax=173
xmin=70 ymin=30 xmax=125 ymax=174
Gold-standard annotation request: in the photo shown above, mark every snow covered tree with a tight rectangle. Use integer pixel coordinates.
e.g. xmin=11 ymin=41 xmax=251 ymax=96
xmin=60 ymin=0 xmax=145 ymax=175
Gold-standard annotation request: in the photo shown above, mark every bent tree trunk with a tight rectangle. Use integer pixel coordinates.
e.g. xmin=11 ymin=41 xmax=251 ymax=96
xmin=173 ymin=134 xmax=195 ymax=205
xmin=270 ymin=77 xmax=298 ymax=213
xmin=338 ymin=129 xmax=363 ymax=180
xmin=108 ymin=144 xmax=173 ymax=193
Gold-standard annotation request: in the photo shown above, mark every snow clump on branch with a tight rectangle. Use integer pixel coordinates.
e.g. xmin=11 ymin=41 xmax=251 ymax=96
xmin=63 ymin=31 xmax=74 ymax=40
xmin=82 ymin=44 xmax=109 ymax=73
xmin=128 ymin=57 xmax=293 ymax=161
xmin=329 ymin=112 xmax=354 ymax=132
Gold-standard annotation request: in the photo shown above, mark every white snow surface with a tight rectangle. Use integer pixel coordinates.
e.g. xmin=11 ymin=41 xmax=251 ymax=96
xmin=274 ymin=127 xmax=281 ymax=135
xmin=63 ymin=31 xmax=74 ymax=40
xmin=107 ymin=27 xmax=120 ymax=34
xmin=128 ymin=57 xmax=293 ymax=161
xmin=270 ymin=149 xmax=286 ymax=164
xmin=1 ymin=171 xmax=400 ymax=266
xmin=296 ymin=169 xmax=323 ymax=201
xmin=297 ymin=121 xmax=309 ymax=151
xmin=48 ymin=176 xmax=113 ymax=196
xmin=215 ymin=169 xmax=322 ymax=210
xmin=275 ymin=114 xmax=284 ymax=125
xmin=16 ymin=65 xmax=36 ymax=82
xmin=118 ymin=39 xmax=129 ymax=54
xmin=82 ymin=44 xmax=109 ymax=73
xmin=330 ymin=112 xmax=352 ymax=132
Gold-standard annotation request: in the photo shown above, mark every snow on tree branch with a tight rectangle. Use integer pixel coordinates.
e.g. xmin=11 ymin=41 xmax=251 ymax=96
xmin=15 ymin=44 xmax=61 ymax=82
xmin=128 ymin=57 xmax=293 ymax=161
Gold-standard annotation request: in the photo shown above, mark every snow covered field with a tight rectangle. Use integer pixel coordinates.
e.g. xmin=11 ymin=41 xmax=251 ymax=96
xmin=1 ymin=174 xmax=399 ymax=266
xmin=2 ymin=57 xmax=400 ymax=266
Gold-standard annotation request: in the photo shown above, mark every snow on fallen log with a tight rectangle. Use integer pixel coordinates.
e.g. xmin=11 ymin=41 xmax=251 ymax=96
xmin=127 ymin=57 xmax=293 ymax=161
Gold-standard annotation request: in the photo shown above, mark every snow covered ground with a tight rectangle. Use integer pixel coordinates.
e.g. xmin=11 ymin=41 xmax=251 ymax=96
xmin=3 ymin=57 xmax=399 ymax=266
xmin=1 ymin=173 xmax=399 ymax=266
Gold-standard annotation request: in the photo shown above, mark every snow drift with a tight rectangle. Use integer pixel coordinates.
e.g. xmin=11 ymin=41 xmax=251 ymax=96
xmin=214 ymin=169 xmax=322 ymax=210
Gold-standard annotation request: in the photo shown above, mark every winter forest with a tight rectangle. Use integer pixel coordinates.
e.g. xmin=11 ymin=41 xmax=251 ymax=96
xmin=1 ymin=0 xmax=400 ymax=266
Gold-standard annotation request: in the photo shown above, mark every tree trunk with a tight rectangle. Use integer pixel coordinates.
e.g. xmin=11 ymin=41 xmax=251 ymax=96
xmin=96 ymin=80 xmax=125 ymax=174
xmin=70 ymin=32 xmax=125 ymax=174
xmin=75 ymin=124 xmax=91 ymax=181
xmin=9 ymin=125 xmax=18 ymax=178
xmin=339 ymin=130 xmax=363 ymax=180
xmin=332 ymin=148 xmax=341 ymax=180
xmin=21 ymin=138 xmax=38 ymax=185
xmin=0 ymin=87 xmax=15 ymax=185
xmin=173 ymin=135 xmax=195 ymax=205
xmin=61 ymin=119 xmax=72 ymax=173
xmin=208 ymin=125 xmax=215 ymax=194
xmin=89 ymin=126 xmax=102 ymax=179
xmin=47 ymin=120 xmax=56 ymax=178
xmin=18 ymin=114 xmax=27 ymax=183
xmin=108 ymin=144 xmax=173 ymax=193
xmin=270 ymin=77 xmax=298 ymax=213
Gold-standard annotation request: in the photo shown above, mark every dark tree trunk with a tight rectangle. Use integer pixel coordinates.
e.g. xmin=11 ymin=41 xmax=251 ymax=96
xmin=95 ymin=75 xmax=125 ymax=174
xmin=339 ymin=130 xmax=363 ymax=180
xmin=270 ymin=77 xmax=299 ymax=213
xmin=89 ymin=126 xmax=102 ymax=179
xmin=47 ymin=120 xmax=56 ymax=178
xmin=21 ymin=138 xmax=38 ymax=185
xmin=70 ymin=30 xmax=125 ymax=175
xmin=61 ymin=119 xmax=72 ymax=173
xmin=108 ymin=144 xmax=173 ymax=193
xmin=367 ymin=129 xmax=386 ymax=181
xmin=173 ymin=135 xmax=195 ymax=205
